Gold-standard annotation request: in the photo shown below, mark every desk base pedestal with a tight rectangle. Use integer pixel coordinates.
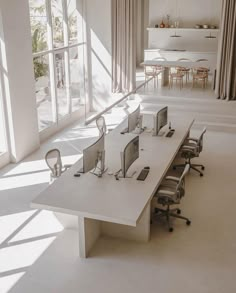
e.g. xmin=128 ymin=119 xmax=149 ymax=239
xmin=78 ymin=203 xmax=151 ymax=258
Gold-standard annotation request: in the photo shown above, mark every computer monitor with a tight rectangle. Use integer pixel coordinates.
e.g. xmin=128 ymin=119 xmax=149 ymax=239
xmin=128 ymin=105 xmax=142 ymax=133
xmin=80 ymin=133 xmax=105 ymax=174
xmin=120 ymin=136 xmax=139 ymax=178
xmin=153 ymin=106 xmax=168 ymax=136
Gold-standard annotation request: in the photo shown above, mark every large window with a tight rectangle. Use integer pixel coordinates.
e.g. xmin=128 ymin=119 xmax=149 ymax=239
xmin=29 ymin=0 xmax=83 ymax=131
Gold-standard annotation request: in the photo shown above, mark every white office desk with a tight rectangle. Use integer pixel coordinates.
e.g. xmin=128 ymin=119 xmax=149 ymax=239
xmin=32 ymin=117 xmax=194 ymax=258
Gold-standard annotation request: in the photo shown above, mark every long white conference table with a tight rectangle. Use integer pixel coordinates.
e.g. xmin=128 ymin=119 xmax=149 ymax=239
xmin=31 ymin=114 xmax=194 ymax=258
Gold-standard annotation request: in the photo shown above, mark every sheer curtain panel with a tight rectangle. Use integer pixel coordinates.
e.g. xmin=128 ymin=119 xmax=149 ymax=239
xmin=112 ymin=0 xmax=137 ymax=93
xmin=215 ymin=0 xmax=236 ymax=100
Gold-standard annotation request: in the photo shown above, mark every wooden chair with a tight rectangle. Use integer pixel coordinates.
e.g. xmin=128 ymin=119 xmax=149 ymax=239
xmin=144 ymin=65 xmax=160 ymax=88
xmin=195 ymin=59 xmax=210 ymax=82
xmin=192 ymin=68 xmax=208 ymax=89
xmin=144 ymin=57 xmax=166 ymax=88
xmin=169 ymin=67 xmax=184 ymax=89
xmin=176 ymin=58 xmax=192 ymax=83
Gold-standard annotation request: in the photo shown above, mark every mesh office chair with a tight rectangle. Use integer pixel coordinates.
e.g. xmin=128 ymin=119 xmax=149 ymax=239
xmin=45 ymin=148 xmax=72 ymax=183
xmin=154 ymin=164 xmax=191 ymax=232
xmin=174 ymin=127 xmax=206 ymax=176
xmin=96 ymin=116 xmax=107 ymax=136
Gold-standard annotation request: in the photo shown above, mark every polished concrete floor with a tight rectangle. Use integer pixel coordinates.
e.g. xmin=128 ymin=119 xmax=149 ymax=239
xmin=0 ymin=82 xmax=236 ymax=293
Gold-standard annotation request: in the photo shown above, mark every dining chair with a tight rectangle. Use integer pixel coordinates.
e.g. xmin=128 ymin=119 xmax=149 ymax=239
xmin=195 ymin=59 xmax=210 ymax=82
xmin=176 ymin=58 xmax=192 ymax=83
xmin=169 ymin=67 xmax=185 ymax=90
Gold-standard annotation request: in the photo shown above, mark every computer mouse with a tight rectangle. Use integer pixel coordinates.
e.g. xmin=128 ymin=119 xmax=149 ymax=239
xmin=74 ymin=173 xmax=81 ymax=177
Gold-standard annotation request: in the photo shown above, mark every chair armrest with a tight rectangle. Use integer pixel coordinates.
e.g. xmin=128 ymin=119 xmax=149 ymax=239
xmin=64 ymin=164 xmax=73 ymax=170
xmin=157 ymin=189 xmax=175 ymax=196
xmin=186 ymin=137 xmax=198 ymax=143
xmin=181 ymin=145 xmax=196 ymax=151
xmin=165 ymin=176 xmax=180 ymax=183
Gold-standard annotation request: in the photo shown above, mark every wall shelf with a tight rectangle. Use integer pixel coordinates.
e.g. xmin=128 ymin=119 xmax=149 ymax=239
xmin=147 ymin=27 xmax=219 ymax=33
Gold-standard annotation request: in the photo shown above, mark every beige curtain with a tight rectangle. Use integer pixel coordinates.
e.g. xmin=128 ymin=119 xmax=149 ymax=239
xmin=112 ymin=0 xmax=137 ymax=93
xmin=215 ymin=0 xmax=236 ymax=100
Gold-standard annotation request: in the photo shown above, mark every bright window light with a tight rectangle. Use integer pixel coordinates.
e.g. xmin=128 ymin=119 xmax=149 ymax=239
xmin=0 ymin=210 xmax=37 ymax=245
xmin=10 ymin=211 xmax=63 ymax=243
xmin=0 ymin=237 xmax=56 ymax=274
xmin=0 ymin=272 xmax=25 ymax=293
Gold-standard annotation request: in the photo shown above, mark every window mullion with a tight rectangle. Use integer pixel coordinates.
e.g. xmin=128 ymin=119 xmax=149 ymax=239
xmin=46 ymin=0 xmax=58 ymax=124
xmin=63 ymin=0 xmax=71 ymax=114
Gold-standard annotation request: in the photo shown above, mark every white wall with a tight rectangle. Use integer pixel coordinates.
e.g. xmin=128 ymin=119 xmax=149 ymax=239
xmin=147 ymin=0 xmax=222 ymax=52
xmin=0 ymin=0 xmax=40 ymax=163
xmin=149 ymin=0 xmax=222 ymax=28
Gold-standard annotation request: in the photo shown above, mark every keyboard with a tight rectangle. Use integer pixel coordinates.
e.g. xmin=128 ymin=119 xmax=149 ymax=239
xmin=166 ymin=129 xmax=175 ymax=137
xmin=137 ymin=168 xmax=149 ymax=181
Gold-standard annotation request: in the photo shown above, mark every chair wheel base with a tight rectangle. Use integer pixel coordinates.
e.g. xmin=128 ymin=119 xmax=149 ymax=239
xmin=186 ymin=220 xmax=191 ymax=226
xmin=201 ymin=166 xmax=205 ymax=170
xmin=200 ymin=173 xmax=203 ymax=177
xmin=169 ymin=227 xmax=174 ymax=232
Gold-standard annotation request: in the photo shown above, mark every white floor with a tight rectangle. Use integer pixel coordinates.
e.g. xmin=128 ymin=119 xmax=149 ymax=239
xmin=1 ymin=81 xmax=236 ymax=293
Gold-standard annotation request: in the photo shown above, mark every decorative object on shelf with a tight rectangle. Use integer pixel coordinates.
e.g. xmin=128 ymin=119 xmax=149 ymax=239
xmin=170 ymin=25 xmax=175 ymax=28
xmin=203 ymin=24 xmax=209 ymax=29
xmin=209 ymin=25 xmax=217 ymax=29
xmin=195 ymin=24 xmax=202 ymax=29
xmin=166 ymin=15 xmax=170 ymax=28
xmin=174 ymin=21 xmax=179 ymax=28
xmin=160 ymin=20 xmax=165 ymax=28
xmin=205 ymin=32 xmax=216 ymax=39
xmin=155 ymin=24 xmax=159 ymax=28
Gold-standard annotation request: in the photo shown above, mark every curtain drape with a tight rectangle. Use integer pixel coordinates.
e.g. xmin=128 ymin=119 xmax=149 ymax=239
xmin=112 ymin=0 xmax=137 ymax=93
xmin=215 ymin=0 xmax=236 ymax=100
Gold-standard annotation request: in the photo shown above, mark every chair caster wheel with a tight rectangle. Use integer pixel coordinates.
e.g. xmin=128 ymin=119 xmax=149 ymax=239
xmin=186 ymin=220 xmax=191 ymax=226
xmin=173 ymin=166 xmax=176 ymax=170
xmin=201 ymin=166 xmax=205 ymax=170
xmin=169 ymin=227 xmax=173 ymax=232
xmin=177 ymin=209 xmax=181 ymax=214
xmin=200 ymin=173 xmax=203 ymax=177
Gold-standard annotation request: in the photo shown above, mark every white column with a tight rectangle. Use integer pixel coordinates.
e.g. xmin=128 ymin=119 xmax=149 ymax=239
xmin=0 ymin=0 xmax=40 ymax=162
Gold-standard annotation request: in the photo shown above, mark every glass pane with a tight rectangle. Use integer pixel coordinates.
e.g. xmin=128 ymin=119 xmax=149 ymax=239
xmin=51 ymin=0 xmax=64 ymax=48
xmin=55 ymin=52 xmax=69 ymax=118
xmin=69 ymin=47 xmax=82 ymax=112
xmin=68 ymin=0 xmax=78 ymax=45
xmin=29 ymin=0 xmax=48 ymax=53
xmin=33 ymin=54 xmax=53 ymax=131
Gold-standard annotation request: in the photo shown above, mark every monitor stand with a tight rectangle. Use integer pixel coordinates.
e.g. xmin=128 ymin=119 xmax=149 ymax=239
xmin=157 ymin=130 xmax=165 ymax=137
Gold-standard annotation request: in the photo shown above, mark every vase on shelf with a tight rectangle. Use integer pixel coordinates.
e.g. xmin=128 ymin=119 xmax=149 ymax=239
xmin=160 ymin=20 xmax=165 ymax=28
xmin=166 ymin=14 xmax=170 ymax=28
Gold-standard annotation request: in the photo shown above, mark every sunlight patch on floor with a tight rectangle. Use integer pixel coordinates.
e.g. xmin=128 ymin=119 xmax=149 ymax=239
xmin=0 ymin=237 xmax=56 ymax=274
xmin=9 ymin=211 xmax=63 ymax=243
xmin=0 ymin=211 xmax=37 ymax=245
xmin=0 ymin=272 xmax=25 ymax=293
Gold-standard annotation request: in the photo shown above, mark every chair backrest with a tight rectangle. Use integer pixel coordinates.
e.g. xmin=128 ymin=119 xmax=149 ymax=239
xmin=196 ymin=59 xmax=208 ymax=62
xmin=153 ymin=57 xmax=167 ymax=61
xmin=177 ymin=58 xmax=192 ymax=62
xmin=176 ymin=164 xmax=190 ymax=198
xmin=96 ymin=116 xmax=107 ymax=136
xmin=197 ymin=127 xmax=207 ymax=152
xmin=45 ymin=148 xmax=62 ymax=177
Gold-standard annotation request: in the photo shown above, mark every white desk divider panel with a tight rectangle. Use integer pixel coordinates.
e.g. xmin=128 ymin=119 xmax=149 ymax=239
xmin=32 ymin=115 xmax=194 ymax=258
